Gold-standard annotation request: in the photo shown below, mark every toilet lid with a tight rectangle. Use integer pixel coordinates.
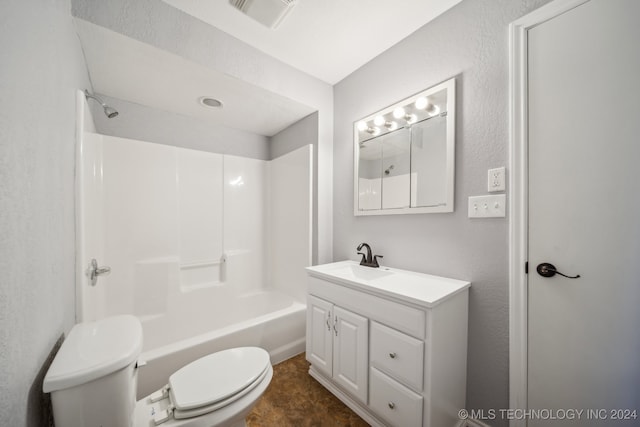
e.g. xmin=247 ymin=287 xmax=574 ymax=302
xmin=168 ymin=347 xmax=270 ymax=412
xmin=43 ymin=315 xmax=142 ymax=393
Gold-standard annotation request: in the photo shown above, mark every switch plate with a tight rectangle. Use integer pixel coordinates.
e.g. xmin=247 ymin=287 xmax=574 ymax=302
xmin=468 ymin=194 xmax=506 ymax=218
xmin=488 ymin=167 xmax=506 ymax=192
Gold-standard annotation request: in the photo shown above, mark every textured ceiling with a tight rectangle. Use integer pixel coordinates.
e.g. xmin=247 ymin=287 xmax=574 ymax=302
xmin=74 ymin=0 xmax=462 ymax=136
xmin=75 ymin=20 xmax=315 ymax=137
xmin=162 ymin=0 xmax=463 ymax=84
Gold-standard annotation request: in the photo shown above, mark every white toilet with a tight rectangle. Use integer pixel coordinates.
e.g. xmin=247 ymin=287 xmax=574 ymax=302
xmin=43 ymin=315 xmax=273 ymax=427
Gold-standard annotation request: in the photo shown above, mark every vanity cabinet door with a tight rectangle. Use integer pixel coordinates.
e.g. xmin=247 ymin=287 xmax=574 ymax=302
xmin=333 ymin=306 xmax=369 ymax=404
xmin=307 ymin=295 xmax=333 ymax=378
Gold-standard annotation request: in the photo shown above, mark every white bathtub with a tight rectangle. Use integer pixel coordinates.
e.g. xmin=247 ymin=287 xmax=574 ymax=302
xmin=136 ymin=290 xmax=306 ymax=398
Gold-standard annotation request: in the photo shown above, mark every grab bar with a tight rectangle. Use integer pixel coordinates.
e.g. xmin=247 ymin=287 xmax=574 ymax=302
xmin=179 ymin=260 xmax=222 ymax=269
xmin=179 ymin=254 xmax=227 ymax=283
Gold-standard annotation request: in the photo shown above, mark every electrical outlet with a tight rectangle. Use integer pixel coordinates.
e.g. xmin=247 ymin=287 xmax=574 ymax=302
xmin=488 ymin=167 xmax=506 ymax=192
xmin=468 ymin=194 xmax=506 ymax=218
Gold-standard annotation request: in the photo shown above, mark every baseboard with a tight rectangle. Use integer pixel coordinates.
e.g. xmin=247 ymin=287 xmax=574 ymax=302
xmin=269 ymin=337 xmax=306 ymax=365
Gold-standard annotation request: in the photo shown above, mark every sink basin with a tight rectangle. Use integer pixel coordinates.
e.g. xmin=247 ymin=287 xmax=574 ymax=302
xmin=306 ymin=260 xmax=470 ymax=307
xmin=330 ymin=264 xmax=394 ymax=281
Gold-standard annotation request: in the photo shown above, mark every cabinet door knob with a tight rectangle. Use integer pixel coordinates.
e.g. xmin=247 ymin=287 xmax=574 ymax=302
xmin=389 ymin=352 xmax=397 ymax=359
xmin=388 ymin=402 xmax=395 ymax=409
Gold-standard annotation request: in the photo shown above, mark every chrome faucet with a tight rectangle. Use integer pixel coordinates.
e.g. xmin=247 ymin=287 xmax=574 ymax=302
xmin=357 ymin=243 xmax=383 ymax=268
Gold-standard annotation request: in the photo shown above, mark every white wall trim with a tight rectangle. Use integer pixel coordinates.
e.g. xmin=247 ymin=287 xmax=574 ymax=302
xmin=508 ymin=1 xmax=590 ymax=426
xmin=74 ymin=89 xmax=88 ymax=324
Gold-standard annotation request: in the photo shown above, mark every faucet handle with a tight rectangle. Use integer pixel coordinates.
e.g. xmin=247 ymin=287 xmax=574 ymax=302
xmin=373 ymin=255 xmax=384 ymax=268
xmin=357 ymin=252 xmax=367 ymax=265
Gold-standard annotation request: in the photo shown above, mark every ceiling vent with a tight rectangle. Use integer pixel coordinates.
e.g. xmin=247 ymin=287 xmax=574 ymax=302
xmin=230 ymin=0 xmax=297 ymax=29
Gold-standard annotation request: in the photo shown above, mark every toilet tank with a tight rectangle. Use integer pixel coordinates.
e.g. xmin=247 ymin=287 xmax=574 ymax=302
xmin=43 ymin=315 xmax=143 ymax=427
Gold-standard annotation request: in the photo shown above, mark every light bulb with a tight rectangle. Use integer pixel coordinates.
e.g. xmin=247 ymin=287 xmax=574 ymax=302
xmin=371 ymin=127 xmax=381 ymax=136
xmin=373 ymin=115 xmax=385 ymax=127
xmin=357 ymin=121 xmax=368 ymax=132
xmin=393 ymin=107 xmax=406 ymax=119
xmin=415 ymin=97 xmax=429 ymax=110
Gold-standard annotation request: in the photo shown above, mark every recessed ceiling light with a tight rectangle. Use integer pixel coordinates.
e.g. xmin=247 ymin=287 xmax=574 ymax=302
xmin=199 ymin=97 xmax=223 ymax=108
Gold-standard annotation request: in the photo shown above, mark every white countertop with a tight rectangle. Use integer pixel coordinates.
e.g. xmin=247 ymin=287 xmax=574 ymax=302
xmin=306 ymin=260 xmax=470 ymax=308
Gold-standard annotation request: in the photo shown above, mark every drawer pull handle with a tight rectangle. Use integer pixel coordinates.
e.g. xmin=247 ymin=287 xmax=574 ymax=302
xmin=388 ymin=402 xmax=395 ymax=410
xmin=389 ymin=352 xmax=397 ymax=359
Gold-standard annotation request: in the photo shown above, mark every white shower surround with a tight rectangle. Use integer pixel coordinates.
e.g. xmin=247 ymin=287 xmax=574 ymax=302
xmin=76 ymin=128 xmax=312 ymax=396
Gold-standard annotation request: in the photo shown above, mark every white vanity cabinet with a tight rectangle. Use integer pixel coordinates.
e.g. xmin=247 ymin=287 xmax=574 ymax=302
xmin=306 ymin=294 xmax=369 ymax=404
xmin=306 ymin=261 xmax=470 ymax=427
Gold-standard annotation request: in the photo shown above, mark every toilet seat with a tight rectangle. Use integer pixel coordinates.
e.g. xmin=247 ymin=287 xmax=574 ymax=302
xmin=172 ymin=365 xmax=269 ymax=420
xmin=166 ymin=347 xmax=271 ymax=421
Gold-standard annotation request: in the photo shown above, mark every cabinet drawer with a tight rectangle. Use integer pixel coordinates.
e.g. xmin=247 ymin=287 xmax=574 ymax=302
xmin=370 ymin=367 xmax=422 ymax=427
xmin=371 ymin=321 xmax=424 ymax=391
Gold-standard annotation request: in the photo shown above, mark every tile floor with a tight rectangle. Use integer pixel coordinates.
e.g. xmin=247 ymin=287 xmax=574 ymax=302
xmin=247 ymin=353 xmax=369 ymax=426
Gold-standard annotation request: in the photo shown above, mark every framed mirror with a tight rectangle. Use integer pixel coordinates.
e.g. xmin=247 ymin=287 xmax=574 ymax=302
xmin=353 ymin=77 xmax=455 ymax=215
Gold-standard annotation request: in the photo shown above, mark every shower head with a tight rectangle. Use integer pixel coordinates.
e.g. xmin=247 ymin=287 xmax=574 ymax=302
xmin=84 ymin=90 xmax=119 ymax=118
xmin=103 ymin=106 xmax=119 ymax=119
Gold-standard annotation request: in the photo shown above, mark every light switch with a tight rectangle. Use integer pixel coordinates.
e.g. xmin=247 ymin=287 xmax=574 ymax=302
xmin=468 ymin=194 xmax=506 ymax=218
xmin=488 ymin=167 xmax=506 ymax=192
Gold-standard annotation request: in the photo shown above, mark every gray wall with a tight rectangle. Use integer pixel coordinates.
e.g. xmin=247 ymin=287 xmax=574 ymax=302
xmin=270 ymin=112 xmax=318 ymax=160
xmin=333 ymin=0 xmax=551 ymax=423
xmin=0 ymin=0 xmax=92 ymax=426
xmin=91 ymin=95 xmax=271 ymax=160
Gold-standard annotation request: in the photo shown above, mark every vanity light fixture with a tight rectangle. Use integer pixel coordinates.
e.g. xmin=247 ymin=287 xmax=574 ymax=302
xmin=357 ymin=120 xmax=381 ymax=135
xmin=415 ymin=96 xmax=441 ymax=116
xmin=384 ymin=121 xmax=398 ymax=131
xmin=374 ymin=115 xmax=399 ymax=131
xmin=415 ymin=96 xmax=429 ymax=110
xmin=391 ymin=106 xmax=417 ymax=124
xmin=392 ymin=107 xmax=406 ymax=119
xmin=404 ymin=114 xmax=418 ymax=124
xmin=426 ymin=104 xmax=441 ymax=116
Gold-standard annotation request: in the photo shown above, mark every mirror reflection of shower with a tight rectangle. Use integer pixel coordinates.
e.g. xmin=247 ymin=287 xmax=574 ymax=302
xmin=84 ymin=90 xmax=119 ymax=118
xmin=384 ymin=164 xmax=394 ymax=175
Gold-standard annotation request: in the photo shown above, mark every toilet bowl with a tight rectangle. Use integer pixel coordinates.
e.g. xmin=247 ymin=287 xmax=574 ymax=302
xmin=43 ymin=315 xmax=272 ymax=427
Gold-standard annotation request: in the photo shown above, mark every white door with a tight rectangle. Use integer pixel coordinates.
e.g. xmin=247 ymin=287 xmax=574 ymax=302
xmin=306 ymin=295 xmax=333 ymax=378
xmin=333 ymin=306 xmax=369 ymax=404
xmin=527 ymin=0 xmax=640 ymax=425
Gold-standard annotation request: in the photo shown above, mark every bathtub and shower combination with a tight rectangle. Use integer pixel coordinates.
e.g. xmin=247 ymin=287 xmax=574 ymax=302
xmin=75 ymin=106 xmax=312 ymax=397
